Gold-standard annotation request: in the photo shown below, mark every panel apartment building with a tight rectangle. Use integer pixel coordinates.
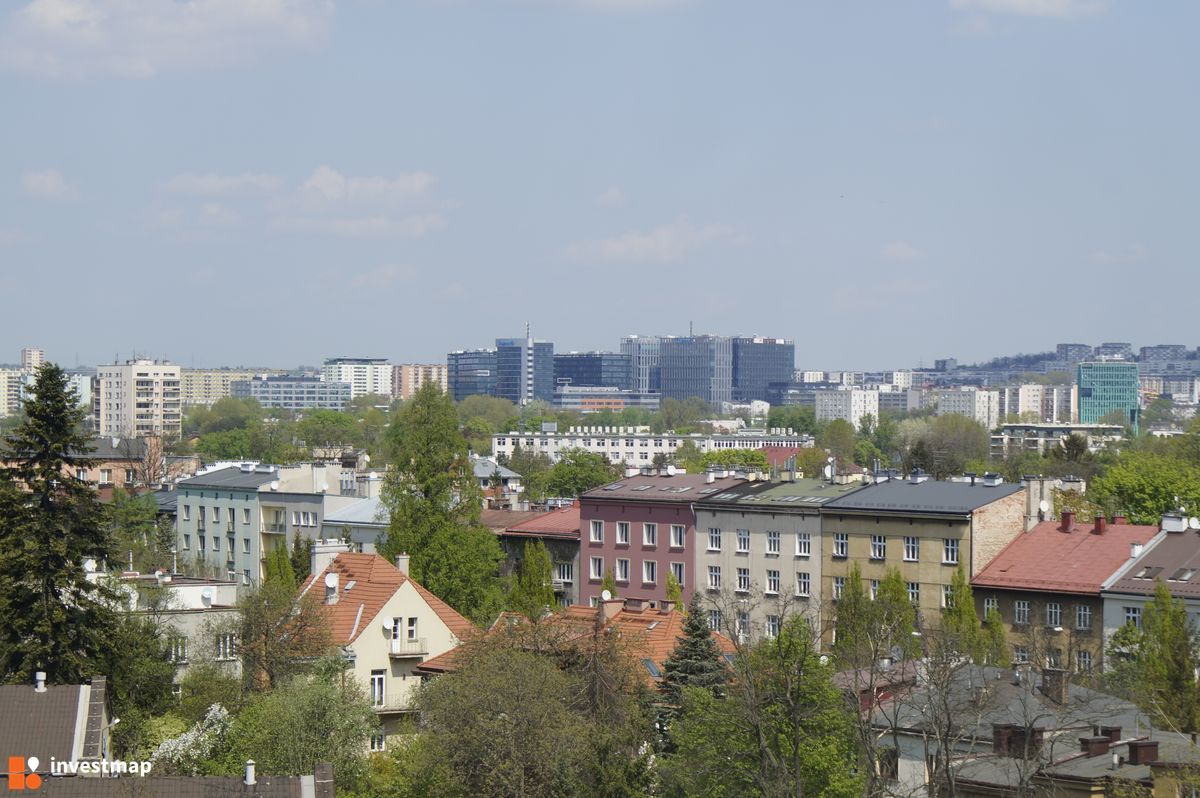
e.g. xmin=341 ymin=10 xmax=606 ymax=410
xmin=95 ymin=359 xmax=182 ymax=438
xmin=322 ymin=357 xmax=394 ymax=400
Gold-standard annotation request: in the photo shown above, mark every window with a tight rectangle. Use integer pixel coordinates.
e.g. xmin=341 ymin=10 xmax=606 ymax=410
xmin=168 ymin=636 xmax=188 ymax=663
xmin=556 ymin=562 xmax=574 ymax=583
xmin=1076 ymin=604 xmax=1092 ymax=630
xmin=943 ymin=538 xmax=959 ymax=564
xmin=904 ymin=536 xmax=919 ymax=562
xmin=226 ymin=536 xmax=234 ymax=555
xmin=670 ymin=524 xmax=685 ymax=547
xmin=124 ymin=469 xmax=134 ymax=486
xmin=1125 ymin=606 xmax=1142 ymax=628
xmin=590 ymin=556 xmax=604 ymax=580
xmin=1014 ymin=645 xmax=1029 ymax=664
xmin=590 ymin=520 xmax=604 ymax=543
xmin=242 ymin=570 xmax=250 ymax=585
xmin=670 ymin=561 xmax=685 ymax=585
xmin=390 ymin=617 xmax=403 ymax=640
xmin=708 ymin=565 xmax=722 ymax=591
xmin=643 ymin=560 xmax=657 ymax=584
xmin=215 ymin=633 xmax=236 ymax=661
xmin=796 ymin=572 xmax=811 ymax=597
xmin=943 ymin=585 xmax=954 ymax=609
xmin=242 ymin=538 xmax=250 ymax=554
xmin=182 ymin=534 xmax=191 ymax=550
xmin=370 ymin=670 xmax=385 ymax=707
xmin=870 ymin=579 xmax=880 ymax=600
xmin=907 ymin=582 xmax=920 ymax=604
xmin=833 ymin=576 xmax=846 ymax=600
xmin=616 ymin=522 xmax=630 ymax=545
xmin=766 ymin=569 xmax=780 ymax=594
xmin=616 ymin=558 xmax=630 ymax=583
xmin=870 ymin=535 xmax=886 ymax=560
xmin=369 ymin=733 xmax=386 ymax=752
xmin=737 ymin=529 xmax=750 ymax=553
xmin=708 ymin=528 xmax=722 ymax=551
xmin=643 ymin=523 xmax=657 ymax=546
xmin=76 ymin=467 xmax=88 ymax=481
xmin=407 ymin=617 xmax=418 ymax=641
xmin=1077 ymin=649 xmax=1093 ymax=672
xmin=213 ymin=506 xmax=221 ymax=522
xmin=833 ymin=533 xmax=848 ymax=558
xmin=736 ymin=611 xmax=749 ymax=641
xmin=1015 ymin=600 xmax=1030 ymax=625
xmin=183 ymin=505 xmax=191 ymax=521
xmin=213 ymin=536 xmax=220 ymax=552
xmin=984 ymin=596 xmax=998 ymax=618
xmin=198 ymin=536 xmax=206 ymax=552
xmin=707 ymin=610 xmax=721 ymax=631
xmin=796 ymin=532 xmax=811 ymax=557
xmin=292 ymin=511 xmax=300 ymax=527
xmin=1046 ymin=603 xmax=1062 ymax=628
xmin=100 ymin=468 xmax=112 ymax=484
xmin=1047 ymin=648 xmax=1063 ymax=668
xmin=243 ymin=508 xmax=250 ymax=524
xmin=878 ymin=748 xmax=900 ymax=783
xmin=736 ymin=567 xmax=750 ymax=593
xmin=766 ymin=615 xmax=781 ymax=638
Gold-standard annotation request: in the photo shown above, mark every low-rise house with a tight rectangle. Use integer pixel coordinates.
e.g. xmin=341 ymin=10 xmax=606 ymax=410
xmin=1101 ymin=513 xmax=1200 ymax=641
xmin=499 ymin=503 xmax=581 ymax=606
xmin=300 ymin=552 xmax=475 ymax=747
xmin=973 ymin=512 xmax=1158 ymax=672
xmin=0 ymin=675 xmax=111 ymax=777
xmin=320 ymin=495 xmax=388 ymax=554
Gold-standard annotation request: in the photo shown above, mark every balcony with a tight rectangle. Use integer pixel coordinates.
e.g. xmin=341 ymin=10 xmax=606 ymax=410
xmin=552 ymin=579 xmax=571 ymax=593
xmin=370 ymin=695 xmax=416 ymax=714
xmin=265 ymin=523 xmax=286 ymax=533
xmin=388 ymin=638 xmax=428 ymax=658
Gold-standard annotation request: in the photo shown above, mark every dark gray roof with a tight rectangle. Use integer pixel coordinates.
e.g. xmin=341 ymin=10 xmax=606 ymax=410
xmin=1106 ymin=530 xmax=1200 ymax=598
xmin=81 ymin=437 xmax=147 ymax=461
xmin=697 ymin=477 xmax=866 ymax=510
xmin=178 ymin=466 xmax=277 ymax=490
xmin=0 ymin=684 xmax=84 ymax=763
xmin=152 ymin=488 xmax=177 ymax=515
xmin=823 ymin=479 xmax=1022 ymax=516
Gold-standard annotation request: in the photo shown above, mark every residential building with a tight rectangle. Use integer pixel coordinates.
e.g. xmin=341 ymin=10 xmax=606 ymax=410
xmin=935 ymin=388 xmax=1001 ymax=430
xmin=0 ymin=676 xmax=112 ymax=776
xmin=577 ymin=471 xmax=750 ymax=608
xmin=989 ymin=423 xmax=1124 ymax=459
xmin=820 ymin=473 xmax=1025 ymax=644
xmin=815 ymin=388 xmax=880 ymax=429
xmin=658 ymin=334 xmax=734 ymax=405
xmin=394 ymin=363 xmax=448 ymax=400
xmin=471 ymin=455 xmax=523 ymax=506
xmin=17 ymin=370 xmax=93 ymax=416
xmin=1076 ymin=361 xmax=1140 ymax=432
xmin=1057 ymin=343 xmax=1094 ymax=364
xmin=174 ymin=463 xmax=339 ymax=585
xmin=180 ymin=368 xmax=274 ymax=407
xmin=0 ymin=368 xmax=26 ymax=417
xmin=1101 ymin=514 xmax=1200 ymax=644
xmin=997 ymin=383 xmax=1075 ymax=423
xmin=731 ymin=336 xmax=794 ymax=403
xmin=447 ymin=348 xmax=498 ymax=399
xmin=320 ymin=495 xmax=387 ymax=553
xmin=231 ymin=375 xmax=351 ymax=410
xmin=321 ymin=357 xmax=394 ymax=400
xmin=552 ymin=386 xmax=661 ymax=413
xmin=933 ymin=358 xmax=958 ymax=372
xmin=495 ymin=336 xmax=554 ymax=405
xmin=553 ymin=351 xmax=632 ymax=390
xmin=94 ymin=359 xmax=182 ymax=438
xmin=302 ymin=552 xmax=474 ymax=740
xmin=492 ymin=426 xmax=814 ymax=465
xmin=972 ymin=512 xmax=1157 ymax=672
xmin=693 ymin=477 xmax=862 ymax=638
xmin=1095 ymin=342 xmax=1134 ymax=360
xmin=495 ymin=503 xmax=581 ymax=606
xmin=620 ymin=335 xmax=662 ymax=394
xmin=19 ymin=347 xmax=44 ymax=371
xmin=1139 ymin=344 xmax=1189 ymax=363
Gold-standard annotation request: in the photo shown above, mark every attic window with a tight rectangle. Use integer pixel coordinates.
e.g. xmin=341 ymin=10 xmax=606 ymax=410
xmin=642 ymin=659 xmax=662 ymax=678
xmin=344 ymin=580 xmax=356 ymax=592
xmin=1134 ymin=566 xmax=1163 ymax=580
xmin=1169 ymin=568 xmax=1197 ymax=582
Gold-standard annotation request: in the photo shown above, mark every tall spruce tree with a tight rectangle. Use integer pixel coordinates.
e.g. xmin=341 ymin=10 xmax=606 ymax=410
xmin=509 ymin=539 xmax=555 ymax=620
xmin=660 ymin=593 xmax=728 ymax=705
xmin=0 ymin=363 xmax=118 ymax=683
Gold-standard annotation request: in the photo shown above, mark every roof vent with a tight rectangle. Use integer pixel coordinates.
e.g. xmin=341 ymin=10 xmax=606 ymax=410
xmin=982 ymin=472 xmax=1003 ymax=487
xmin=909 ymin=469 xmax=929 ymax=484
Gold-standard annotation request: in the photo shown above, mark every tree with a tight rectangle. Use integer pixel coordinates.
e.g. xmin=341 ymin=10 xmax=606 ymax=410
xmin=924 ymin=413 xmax=989 ymax=477
xmin=665 ymin=570 xmax=683 ymax=608
xmin=820 ymin=419 xmax=857 ymax=467
xmin=263 ymin=545 xmax=296 ymax=589
xmin=939 ymin=566 xmax=983 ymax=661
xmin=542 ymin=449 xmax=622 ymax=497
xmin=103 ymin=613 xmax=178 ymax=756
xmin=660 ymin=593 xmax=729 ymax=705
xmin=289 ymin=534 xmax=313 ymax=583
xmin=104 ymin=487 xmax=174 ymax=573
xmin=766 ymin=405 xmax=818 ymax=435
xmin=601 ymin=568 xmax=618 ymax=598
xmin=695 ymin=449 xmax=771 ymax=472
xmin=832 ymin=562 xmax=872 ymax=667
xmin=296 ymin=409 xmax=362 ymax=451
xmin=456 ymin=395 xmax=519 ymax=432
xmin=509 ymin=539 xmax=556 ymax=620
xmin=794 ymin=446 xmax=831 ymax=480
xmin=0 ymin=363 xmax=119 ymax=684
xmin=236 ymin=573 xmax=330 ymax=691
xmin=177 ymin=663 xmax=243 ymax=725
xmin=1090 ymin=452 xmax=1200 ymax=525
xmin=982 ymin=608 xmax=1010 ymax=667
xmin=418 ymin=524 xmax=505 ymax=624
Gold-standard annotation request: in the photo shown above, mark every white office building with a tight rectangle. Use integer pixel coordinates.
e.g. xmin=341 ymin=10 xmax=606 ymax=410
xmin=492 ymin=426 xmax=814 ymax=465
xmin=322 ymin=357 xmax=394 ymax=400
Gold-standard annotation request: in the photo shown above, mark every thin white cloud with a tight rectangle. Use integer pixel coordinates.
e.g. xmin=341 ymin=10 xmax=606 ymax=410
xmin=347 ymin=264 xmax=419 ymax=290
xmin=21 ymin=168 xmax=79 ymax=201
xmin=163 ymin=172 xmax=283 ymax=196
xmin=949 ymin=0 xmax=1104 ymax=18
xmin=0 ymin=0 xmax=334 ymax=79
xmin=881 ymin=241 xmax=922 ymax=261
xmin=566 ymin=217 xmax=741 ymax=264
xmin=595 ymin=186 xmax=625 ymax=207
xmin=297 ymin=165 xmax=434 ymax=206
xmin=1089 ymin=244 xmax=1149 ymax=265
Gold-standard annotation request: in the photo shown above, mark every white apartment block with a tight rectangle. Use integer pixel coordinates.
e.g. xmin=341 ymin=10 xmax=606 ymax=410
xmin=0 ymin=369 xmax=24 ymax=417
xmin=20 ymin=348 xmax=44 ymax=371
xmin=814 ymin=389 xmax=879 ymax=429
xmin=394 ymin=363 xmax=448 ymax=400
xmin=934 ymin=388 xmax=1001 ymax=430
xmin=798 ymin=370 xmax=827 ymax=383
xmin=492 ymin=426 xmax=813 ymax=465
xmin=996 ymin=384 xmax=1075 ymax=424
xmin=322 ymin=357 xmax=394 ymax=400
xmin=181 ymin=369 xmax=270 ymax=407
xmin=95 ymin=360 xmax=182 ymax=438
xmin=889 ymin=369 xmax=914 ymax=390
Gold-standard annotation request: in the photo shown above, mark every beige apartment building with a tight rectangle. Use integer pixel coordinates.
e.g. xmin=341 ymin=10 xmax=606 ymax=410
xmin=394 ymin=363 xmax=448 ymax=400
xmin=819 ymin=472 xmax=1026 ymax=645
xmin=95 ymin=359 xmax=182 ymax=438
xmin=181 ymin=368 xmax=277 ymax=407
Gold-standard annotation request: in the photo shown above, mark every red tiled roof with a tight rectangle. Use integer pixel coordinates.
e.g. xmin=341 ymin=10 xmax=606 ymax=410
xmin=759 ymin=447 xmax=802 ymax=467
xmin=973 ymin=519 xmax=1159 ymax=595
xmin=480 ymin=508 xmax=545 ymax=531
xmin=505 ymin=504 xmax=580 ymax=539
xmin=301 ymin=553 xmax=475 ymax=644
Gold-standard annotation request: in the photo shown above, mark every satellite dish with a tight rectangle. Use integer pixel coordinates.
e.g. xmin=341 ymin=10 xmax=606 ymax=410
xmin=201 ymin=587 xmax=213 ymax=604
xmin=382 ymin=619 xmax=393 ymax=633
xmin=1190 ymin=517 xmax=1200 ymax=531
xmin=83 ymin=558 xmax=97 ymax=573
xmin=1039 ymin=500 xmax=1049 ymax=514
xmin=270 ymin=480 xmax=279 ymax=491
xmin=601 ymin=589 xmax=612 ymax=601
xmin=324 ymin=573 xmax=339 ymax=589
xmin=822 ymin=464 xmax=833 ymax=480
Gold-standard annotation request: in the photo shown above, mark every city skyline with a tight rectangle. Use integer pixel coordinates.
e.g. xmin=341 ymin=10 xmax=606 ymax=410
xmin=3 ymin=1 xmax=1196 ymax=367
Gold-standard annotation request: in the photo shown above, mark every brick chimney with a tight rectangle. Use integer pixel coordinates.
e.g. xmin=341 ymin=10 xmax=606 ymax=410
xmin=1098 ymin=725 xmax=1122 ymax=742
xmin=623 ymin=597 xmax=646 ymax=612
xmin=314 ymin=762 xmax=335 ymax=798
xmin=1113 ymin=514 xmax=1128 ymax=525
xmin=992 ymin=723 xmax=1014 ymax=755
xmin=1041 ymin=668 xmax=1069 ymax=704
xmin=1128 ymin=740 xmax=1160 ymax=765
xmin=1060 ymin=511 xmax=1076 ymax=532
xmin=1079 ymin=737 xmax=1111 ymax=758
xmin=1092 ymin=515 xmax=1107 ymax=535
xmin=659 ymin=599 xmax=677 ymax=614
xmin=600 ymin=598 xmax=624 ymax=621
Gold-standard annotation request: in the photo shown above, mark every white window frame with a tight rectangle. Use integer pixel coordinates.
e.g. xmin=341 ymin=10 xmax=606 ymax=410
xmin=1015 ymin=600 xmax=1030 ymax=625
xmin=833 ymin=576 xmax=845 ymax=600
xmin=616 ymin=558 xmax=630 ymax=583
xmin=670 ymin=561 xmax=685 ymax=585
xmin=907 ymin=582 xmax=920 ymax=604
xmin=796 ymin=571 xmax=811 ymax=597
xmin=708 ymin=528 xmax=722 ymax=551
xmin=766 ymin=530 xmax=780 ymax=555
xmin=943 ymin=538 xmax=959 ymax=565
xmin=796 ymin=532 xmax=811 ymax=557
xmin=590 ymin=520 xmax=604 ymax=543
xmin=984 ymin=596 xmax=999 ymax=617
xmin=833 ymin=533 xmax=848 ymax=558
xmin=708 ymin=565 xmax=722 ymax=591
xmin=643 ymin=560 xmax=657 ymax=584
xmin=1076 ymin=604 xmax=1092 ymax=630
xmin=903 ymin=536 xmax=919 ymax=562
xmin=643 ymin=523 xmax=657 ymax=547
xmin=736 ymin=567 xmax=750 ymax=593
xmin=1046 ymin=602 xmax=1062 ymax=628
xmin=370 ymin=670 xmax=386 ymax=707
xmin=766 ymin=569 xmax=780 ymax=595
xmin=670 ymin=524 xmax=685 ymax=547
xmin=590 ymin=556 xmax=604 ymax=581
xmin=870 ymin=535 xmax=886 ymax=561
xmin=737 ymin=529 xmax=750 ymax=553
xmin=616 ymin=521 xmax=630 ymax=545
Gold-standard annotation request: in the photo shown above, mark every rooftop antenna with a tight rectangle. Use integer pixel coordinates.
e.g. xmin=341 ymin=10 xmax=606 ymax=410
xmin=689 ymin=320 xmax=694 ymax=336
xmin=525 ymin=321 xmax=530 ymax=340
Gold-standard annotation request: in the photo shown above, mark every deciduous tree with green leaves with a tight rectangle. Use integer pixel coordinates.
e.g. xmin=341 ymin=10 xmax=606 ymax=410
xmin=542 ymin=449 xmax=622 ymax=498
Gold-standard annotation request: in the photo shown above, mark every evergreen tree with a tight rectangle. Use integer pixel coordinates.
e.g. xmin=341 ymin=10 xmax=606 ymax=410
xmin=876 ymin=567 xmax=920 ymax=659
xmin=665 ymin=570 xmax=683 ymax=610
xmin=509 ymin=539 xmax=555 ymax=620
xmin=940 ymin=566 xmax=983 ymax=661
xmin=289 ymin=533 xmax=312 ymax=582
xmin=660 ymin=593 xmax=728 ymax=705
xmin=982 ymin=608 xmax=1010 ymax=667
xmin=601 ymin=568 xmax=618 ymax=599
xmin=0 ymin=363 xmax=119 ymax=683
xmin=264 ymin=545 xmax=296 ymax=590
xmin=832 ymin=562 xmax=871 ymax=667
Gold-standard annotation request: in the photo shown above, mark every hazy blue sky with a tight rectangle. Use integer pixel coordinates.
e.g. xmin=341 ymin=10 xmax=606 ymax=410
xmin=2 ymin=0 xmax=1195 ymax=370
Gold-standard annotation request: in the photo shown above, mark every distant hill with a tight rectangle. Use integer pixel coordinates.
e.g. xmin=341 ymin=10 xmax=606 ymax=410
xmin=963 ymin=351 xmax=1054 ymax=371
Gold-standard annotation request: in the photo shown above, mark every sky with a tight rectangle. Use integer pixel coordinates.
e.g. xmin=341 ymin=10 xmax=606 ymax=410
xmin=1 ymin=0 xmax=1196 ymax=371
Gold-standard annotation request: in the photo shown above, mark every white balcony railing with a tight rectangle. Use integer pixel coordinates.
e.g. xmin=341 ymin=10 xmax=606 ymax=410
xmin=388 ymin=638 xmax=427 ymax=658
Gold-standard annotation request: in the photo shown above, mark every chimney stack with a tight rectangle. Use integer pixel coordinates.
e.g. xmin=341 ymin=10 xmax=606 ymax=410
xmin=245 ymin=760 xmax=257 ymax=786
xmin=1060 ymin=511 xmax=1076 ymax=532
xmin=1113 ymin=514 xmax=1128 ymax=525
xmin=1098 ymin=725 xmax=1122 ymax=742
xmin=1080 ymin=737 xmax=1111 ymax=758
xmin=660 ymin=599 xmax=677 ymax=614
xmin=1163 ymin=513 xmax=1188 ymax=534
xmin=992 ymin=723 xmax=1013 ymax=755
xmin=395 ymin=553 xmax=410 ymax=576
xmin=600 ymin=598 xmax=623 ymax=621
xmin=1127 ymin=740 xmax=1160 ymax=765
xmin=1131 ymin=542 xmax=1144 ymax=559
xmin=34 ymin=672 xmax=46 ymax=693
xmin=1041 ymin=667 xmax=1069 ymax=704
xmin=1092 ymin=515 xmax=1107 ymax=535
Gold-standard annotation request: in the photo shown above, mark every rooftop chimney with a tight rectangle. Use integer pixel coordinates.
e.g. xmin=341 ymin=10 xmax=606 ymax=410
xmin=1131 ymin=542 xmax=1144 ymax=559
xmin=909 ymin=468 xmax=929 ymax=484
xmin=982 ymin=472 xmax=1003 ymax=487
xmin=394 ymin=553 xmax=410 ymax=576
xmin=705 ymin=471 xmax=715 ymax=484
xmin=623 ymin=597 xmax=646 ymax=612
xmin=1092 ymin=515 xmax=1107 ymax=535
xmin=1163 ymin=513 xmax=1188 ymax=534
xmin=1127 ymin=740 xmax=1160 ymax=766
xmin=1060 ymin=511 xmax=1076 ymax=532
xmin=1098 ymin=725 xmax=1122 ymax=742
xmin=659 ymin=599 xmax=677 ymax=614
xmin=245 ymin=760 xmax=257 ymax=786
xmin=1113 ymin=514 xmax=1128 ymax=525
xmin=600 ymin=598 xmax=624 ymax=622
xmin=1080 ymin=737 xmax=1111 ymax=758
xmin=34 ymin=671 xmax=46 ymax=693
xmin=1041 ymin=667 xmax=1069 ymax=704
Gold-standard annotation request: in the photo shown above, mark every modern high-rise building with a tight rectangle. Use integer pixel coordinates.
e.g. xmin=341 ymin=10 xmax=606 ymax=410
xmin=447 ymin=349 xmax=498 ymax=400
xmin=321 ymin=357 xmax=394 ymax=400
xmin=1077 ymin=361 xmax=1140 ymax=432
xmin=95 ymin=359 xmax=182 ymax=438
xmin=731 ymin=336 xmax=794 ymax=402
xmin=658 ymin=335 xmax=734 ymax=406
xmin=495 ymin=337 xmax=554 ymax=405
xmin=553 ymin=352 xmax=632 ymax=391
xmin=20 ymin=348 xmax=44 ymax=371
xmin=0 ymin=369 xmax=24 ymax=417
xmin=620 ymin=335 xmax=662 ymax=394
xmin=394 ymin=364 xmax=449 ymax=400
